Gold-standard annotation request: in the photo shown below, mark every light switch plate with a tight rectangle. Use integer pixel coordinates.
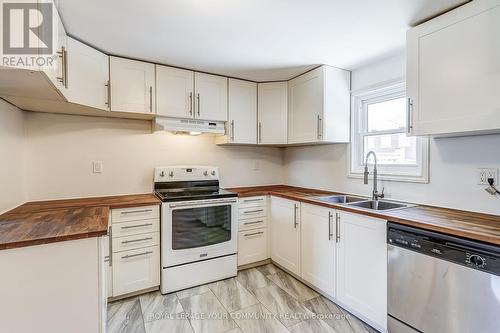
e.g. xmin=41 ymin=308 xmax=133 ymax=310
xmin=477 ymin=168 xmax=498 ymax=185
xmin=92 ymin=161 xmax=103 ymax=174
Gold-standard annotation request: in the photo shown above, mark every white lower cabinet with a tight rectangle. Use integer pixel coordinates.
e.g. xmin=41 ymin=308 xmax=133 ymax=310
xmin=270 ymin=196 xmax=301 ymax=275
xmin=336 ymin=211 xmax=387 ymax=331
xmin=300 ymin=203 xmax=336 ymax=298
xmin=238 ymin=228 xmax=268 ymax=266
xmin=112 ymin=245 xmax=160 ymax=296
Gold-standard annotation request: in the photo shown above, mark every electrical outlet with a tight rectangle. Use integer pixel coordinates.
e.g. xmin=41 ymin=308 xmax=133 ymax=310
xmin=92 ymin=161 xmax=103 ymax=174
xmin=477 ymin=168 xmax=498 ymax=185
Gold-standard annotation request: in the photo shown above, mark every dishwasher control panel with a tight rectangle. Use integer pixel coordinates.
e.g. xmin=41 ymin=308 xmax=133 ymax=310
xmin=388 ymin=222 xmax=500 ymax=276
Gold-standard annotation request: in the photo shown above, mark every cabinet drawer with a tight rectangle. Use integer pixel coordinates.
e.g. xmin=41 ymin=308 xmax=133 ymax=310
xmin=238 ymin=196 xmax=267 ymax=208
xmin=112 ymin=218 xmax=159 ymax=238
xmin=239 ymin=206 xmax=267 ymax=220
xmin=112 ymin=245 xmax=160 ymax=296
xmin=239 ymin=216 xmax=267 ymax=231
xmin=112 ymin=232 xmax=160 ymax=253
xmin=238 ymin=228 xmax=268 ymax=266
xmin=111 ymin=205 xmax=159 ymax=224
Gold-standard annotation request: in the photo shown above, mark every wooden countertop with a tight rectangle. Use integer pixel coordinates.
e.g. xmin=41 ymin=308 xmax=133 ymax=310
xmin=0 ymin=194 xmax=161 ymax=250
xmin=228 ymin=185 xmax=500 ymax=246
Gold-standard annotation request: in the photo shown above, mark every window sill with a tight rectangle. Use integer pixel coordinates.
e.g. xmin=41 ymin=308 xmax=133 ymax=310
xmin=347 ymin=171 xmax=430 ymax=184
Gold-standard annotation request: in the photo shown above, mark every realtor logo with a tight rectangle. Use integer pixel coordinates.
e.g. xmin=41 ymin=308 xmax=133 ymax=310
xmin=2 ymin=2 xmax=53 ymax=54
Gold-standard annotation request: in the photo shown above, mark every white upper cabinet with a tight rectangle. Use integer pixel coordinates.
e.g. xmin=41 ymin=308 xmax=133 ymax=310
xmin=300 ymin=203 xmax=336 ymax=298
xmin=407 ymin=0 xmax=500 ymax=136
xmin=270 ymin=196 xmax=301 ymax=276
xmin=110 ymin=57 xmax=155 ymax=114
xmin=226 ymin=79 xmax=257 ymax=144
xmin=194 ymin=72 xmax=228 ymax=121
xmin=288 ymin=66 xmax=350 ymax=145
xmin=336 ymin=211 xmax=387 ymax=331
xmin=156 ymin=66 xmax=194 ymax=118
xmin=65 ymin=37 xmax=109 ymax=110
xmin=257 ymin=82 xmax=288 ymax=144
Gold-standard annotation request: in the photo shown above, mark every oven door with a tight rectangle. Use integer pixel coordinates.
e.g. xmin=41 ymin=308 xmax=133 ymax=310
xmin=162 ymin=198 xmax=237 ymax=267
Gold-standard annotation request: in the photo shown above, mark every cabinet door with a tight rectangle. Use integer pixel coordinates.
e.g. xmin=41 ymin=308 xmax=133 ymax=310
xmin=156 ymin=65 xmax=194 ymax=118
xmin=238 ymin=228 xmax=268 ymax=266
xmin=288 ymin=67 xmax=323 ymax=144
xmin=258 ymin=82 xmax=287 ymax=144
xmin=194 ymin=72 xmax=227 ymax=121
xmin=336 ymin=212 xmax=387 ymax=330
xmin=270 ymin=196 xmax=301 ymax=275
xmin=110 ymin=57 xmax=155 ymax=114
xmin=112 ymin=245 xmax=160 ymax=296
xmin=43 ymin=10 xmax=67 ymax=93
xmin=300 ymin=204 xmax=335 ymax=298
xmin=407 ymin=1 xmax=500 ymax=136
xmin=228 ymin=79 xmax=257 ymax=144
xmin=65 ymin=37 xmax=109 ymax=110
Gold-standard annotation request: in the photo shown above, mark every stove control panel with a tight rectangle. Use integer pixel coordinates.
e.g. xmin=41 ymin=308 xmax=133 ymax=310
xmin=154 ymin=166 xmax=219 ymax=182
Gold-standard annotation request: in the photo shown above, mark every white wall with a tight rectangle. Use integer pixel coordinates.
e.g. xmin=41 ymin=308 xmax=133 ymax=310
xmin=284 ymin=53 xmax=500 ymax=215
xmin=24 ymin=112 xmax=284 ymax=201
xmin=0 ymin=100 xmax=25 ymax=213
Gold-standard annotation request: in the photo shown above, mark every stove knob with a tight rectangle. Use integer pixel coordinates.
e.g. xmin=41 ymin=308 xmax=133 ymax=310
xmin=203 ymin=171 xmax=209 ymax=176
xmin=160 ymin=171 xmax=165 ymax=177
xmin=211 ymin=170 xmax=216 ymax=176
xmin=470 ymin=255 xmax=485 ymax=267
xmin=168 ymin=171 xmax=174 ymax=177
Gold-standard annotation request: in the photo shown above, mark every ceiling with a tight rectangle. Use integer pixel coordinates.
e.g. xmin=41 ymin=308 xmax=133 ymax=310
xmin=56 ymin=0 xmax=468 ymax=81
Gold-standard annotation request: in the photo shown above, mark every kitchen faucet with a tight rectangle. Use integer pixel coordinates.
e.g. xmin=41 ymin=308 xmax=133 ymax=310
xmin=364 ymin=151 xmax=384 ymax=201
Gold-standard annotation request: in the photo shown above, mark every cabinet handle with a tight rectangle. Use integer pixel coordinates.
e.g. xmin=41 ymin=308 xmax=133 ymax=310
xmin=293 ymin=204 xmax=299 ymax=229
xmin=335 ymin=212 xmax=340 ymax=243
xmin=121 ymin=251 xmax=153 ymax=259
xmin=406 ymin=97 xmax=413 ymax=134
xmin=108 ymin=227 xmax=113 ymax=266
xmin=317 ymin=115 xmax=323 ymax=139
xmin=242 ymin=198 xmax=263 ymax=203
xmin=105 ymin=80 xmax=111 ymax=108
xmin=231 ymin=120 xmax=235 ymax=141
xmin=244 ymin=231 xmax=264 ymax=237
xmin=189 ymin=92 xmax=193 ymax=116
xmin=243 ymin=209 xmax=264 ymax=214
xmin=121 ymin=237 xmax=153 ymax=244
xmin=63 ymin=48 xmax=68 ymax=88
xmin=121 ymin=223 xmax=153 ymax=229
xmin=243 ymin=220 xmax=263 ymax=225
xmin=258 ymin=122 xmax=262 ymax=143
xmin=56 ymin=46 xmax=68 ymax=88
xmin=328 ymin=212 xmax=333 ymax=240
xmin=149 ymin=86 xmax=153 ymax=112
xmin=197 ymin=93 xmax=200 ymax=116
xmin=120 ymin=209 xmax=153 ymax=215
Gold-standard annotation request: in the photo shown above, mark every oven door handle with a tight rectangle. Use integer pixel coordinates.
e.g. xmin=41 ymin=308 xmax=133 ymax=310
xmin=169 ymin=198 xmax=237 ymax=208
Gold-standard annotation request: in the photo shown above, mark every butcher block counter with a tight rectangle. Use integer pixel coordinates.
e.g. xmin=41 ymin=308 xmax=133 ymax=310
xmin=0 ymin=194 xmax=161 ymax=250
xmin=228 ymin=185 xmax=500 ymax=246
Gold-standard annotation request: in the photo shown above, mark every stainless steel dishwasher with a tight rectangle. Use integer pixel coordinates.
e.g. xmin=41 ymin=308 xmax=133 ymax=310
xmin=387 ymin=222 xmax=500 ymax=333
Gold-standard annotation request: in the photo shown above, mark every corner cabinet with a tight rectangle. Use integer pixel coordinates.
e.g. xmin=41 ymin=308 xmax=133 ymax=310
xmin=270 ymin=196 xmax=301 ymax=276
xmin=336 ymin=211 xmax=387 ymax=331
xmin=288 ymin=66 xmax=350 ymax=145
xmin=257 ymin=82 xmax=288 ymax=145
xmin=407 ymin=0 xmax=500 ymax=136
xmin=300 ymin=203 xmax=336 ymax=298
xmin=109 ymin=57 xmax=156 ymax=114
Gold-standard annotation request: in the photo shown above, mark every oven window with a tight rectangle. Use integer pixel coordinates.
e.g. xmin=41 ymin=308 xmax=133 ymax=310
xmin=172 ymin=205 xmax=232 ymax=250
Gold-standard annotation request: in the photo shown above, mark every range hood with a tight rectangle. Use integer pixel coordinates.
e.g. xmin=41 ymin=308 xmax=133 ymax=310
xmin=154 ymin=116 xmax=226 ymax=135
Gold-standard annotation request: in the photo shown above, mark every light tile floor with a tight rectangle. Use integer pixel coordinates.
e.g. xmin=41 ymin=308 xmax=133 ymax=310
xmin=107 ymin=263 xmax=379 ymax=333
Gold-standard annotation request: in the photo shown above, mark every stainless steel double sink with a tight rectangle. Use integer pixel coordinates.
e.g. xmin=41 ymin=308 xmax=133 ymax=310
xmin=312 ymin=194 xmax=415 ymax=212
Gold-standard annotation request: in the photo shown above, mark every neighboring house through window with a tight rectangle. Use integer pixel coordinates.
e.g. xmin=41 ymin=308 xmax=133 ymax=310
xmin=349 ymin=81 xmax=429 ymax=182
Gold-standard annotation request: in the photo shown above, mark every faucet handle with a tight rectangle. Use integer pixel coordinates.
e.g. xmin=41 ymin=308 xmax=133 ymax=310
xmin=379 ymin=187 xmax=385 ymax=198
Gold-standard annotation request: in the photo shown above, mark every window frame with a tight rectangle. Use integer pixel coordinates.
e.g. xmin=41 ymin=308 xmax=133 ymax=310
xmin=348 ymin=80 xmax=430 ymax=183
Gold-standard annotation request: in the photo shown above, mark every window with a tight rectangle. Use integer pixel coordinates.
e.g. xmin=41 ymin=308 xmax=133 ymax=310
xmin=349 ymin=81 xmax=429 ymax=182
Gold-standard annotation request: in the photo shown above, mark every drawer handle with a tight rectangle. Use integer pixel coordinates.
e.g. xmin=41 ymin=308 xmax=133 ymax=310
xmin=244 ymin=231 xmax=264 ymax=237
xmin=121 ymin=223 xmax=153 ymax=229
xmin=243 ymin=221 xmax=263 ymax=225
xmin=243 ymin=209 xmax=264 ymax=214
xmin=120 ymin=209 xmax=153 ymax=215
xmin=121 ymin=251 xmax=153 ymax=259
xmin=243 ymin=198 xmax=263 ymax=202
xmin=121 ymin=237 xmax=153 ymax=244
